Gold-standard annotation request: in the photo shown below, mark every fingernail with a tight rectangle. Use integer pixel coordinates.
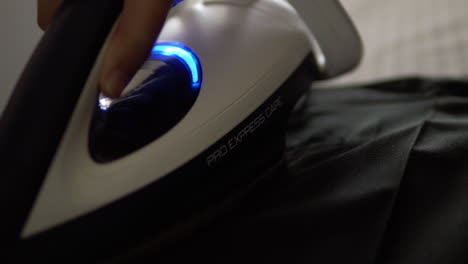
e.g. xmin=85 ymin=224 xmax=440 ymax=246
xmin=102 ymin=70 xmax=130 ymax=98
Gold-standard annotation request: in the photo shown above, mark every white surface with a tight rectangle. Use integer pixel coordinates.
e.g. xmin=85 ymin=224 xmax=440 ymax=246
xmin=331 ymin=0 xmax=468 ymax=84
xmin=22 ymin=0 xmax=318 ymax=237
xmin=0 ymin=1 xmax=42 ymax=115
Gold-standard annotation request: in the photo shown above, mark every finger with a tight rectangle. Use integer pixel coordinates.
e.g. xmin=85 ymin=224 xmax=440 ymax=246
xmin=99 ymin=0 xmax=173 ymax=98
xmin=37 ymin=0 xmax=63 ymax=30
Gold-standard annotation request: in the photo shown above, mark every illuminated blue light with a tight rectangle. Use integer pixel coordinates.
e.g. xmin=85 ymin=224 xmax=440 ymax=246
xmin=172 ymin=0 xmax=184 ymax=7
xmin=151 ymin=42 xmax=202 ymax=89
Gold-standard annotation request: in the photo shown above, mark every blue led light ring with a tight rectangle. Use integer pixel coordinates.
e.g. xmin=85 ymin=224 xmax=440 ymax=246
xmin=172 ymin=0 xmax=184 ymax=7
xmin=150 ymin=42 xmax=203 ymax=89
xmin=99 ymin=42 xmax=202 ymax=111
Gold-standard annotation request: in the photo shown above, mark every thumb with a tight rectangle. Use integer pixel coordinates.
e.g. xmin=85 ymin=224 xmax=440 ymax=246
xmin=99 ymin=0 xmax=173 ymax=98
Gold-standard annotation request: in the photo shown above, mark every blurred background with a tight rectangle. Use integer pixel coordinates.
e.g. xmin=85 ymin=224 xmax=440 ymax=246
xmin=0 ymin=0 xmax=467 ymax=113
xmin=334 ymin=0 xmax=468 ymax=84
xmin=0 ymin=1 xmax=41 ymax=114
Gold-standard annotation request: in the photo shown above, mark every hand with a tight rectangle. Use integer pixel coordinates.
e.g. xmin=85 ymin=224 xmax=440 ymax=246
xmin=38 ymin=0 xmax=174 ymax=98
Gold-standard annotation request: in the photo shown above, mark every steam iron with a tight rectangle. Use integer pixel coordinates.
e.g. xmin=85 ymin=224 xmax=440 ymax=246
xmin=0 ymin=0 xmax=362 ymax=262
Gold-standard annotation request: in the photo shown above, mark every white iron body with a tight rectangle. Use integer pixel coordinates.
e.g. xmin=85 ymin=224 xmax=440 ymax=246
xmin=23 ymin=0 xmax=361 ymax=238
xmin=0 ymin=0 xmax=362 ymax=263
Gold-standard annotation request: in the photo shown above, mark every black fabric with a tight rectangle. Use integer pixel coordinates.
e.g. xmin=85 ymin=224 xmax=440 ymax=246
xmin=127 ymin=78 xmax=468 ymax=263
